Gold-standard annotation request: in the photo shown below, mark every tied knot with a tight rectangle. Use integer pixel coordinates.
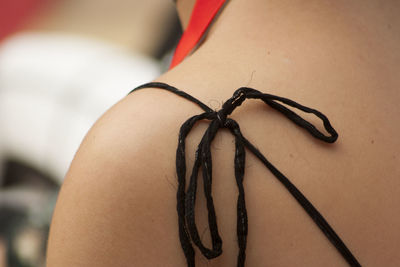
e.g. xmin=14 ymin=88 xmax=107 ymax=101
xmin=215 ymin=110 xmax=227 ymax=127
xmin=129 ymin=82 xmax=361 ymax=267
xmin=215 ymin=88 xmax=247 ymax=127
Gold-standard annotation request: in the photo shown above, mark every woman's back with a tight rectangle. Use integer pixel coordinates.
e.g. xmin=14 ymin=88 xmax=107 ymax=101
xmin=46 ymin=0 xmax=400 ymax=266
xmin=155 ymin=1 xmax=400 ymax=264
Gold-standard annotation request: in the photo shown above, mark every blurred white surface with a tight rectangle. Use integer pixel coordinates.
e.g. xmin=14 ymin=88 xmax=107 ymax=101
xmin=0 ymin=33 xmax=161 ymax=184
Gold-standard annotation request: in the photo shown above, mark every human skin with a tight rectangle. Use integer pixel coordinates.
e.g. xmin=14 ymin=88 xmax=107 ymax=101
xmin=46 ymin=0 xmax=400 ymax=266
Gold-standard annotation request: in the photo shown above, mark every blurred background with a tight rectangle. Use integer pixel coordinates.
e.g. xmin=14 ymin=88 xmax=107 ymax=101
xmin=0 ymin=0 xmax=182 ymax=266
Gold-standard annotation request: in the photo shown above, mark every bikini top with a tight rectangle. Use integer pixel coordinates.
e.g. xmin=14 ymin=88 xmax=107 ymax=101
xmin=128 ymin=82 xmax=362 ymax=267
xmin=169 ymin=0 xmax=229 ymax=69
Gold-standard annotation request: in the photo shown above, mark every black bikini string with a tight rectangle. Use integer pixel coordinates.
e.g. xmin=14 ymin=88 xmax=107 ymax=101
xmin=130 ymin=82 xmax=362 ymax=267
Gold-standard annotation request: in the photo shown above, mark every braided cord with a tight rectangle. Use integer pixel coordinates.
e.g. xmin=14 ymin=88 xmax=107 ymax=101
xmin=129 ymin=82 xmax=362 ymax=267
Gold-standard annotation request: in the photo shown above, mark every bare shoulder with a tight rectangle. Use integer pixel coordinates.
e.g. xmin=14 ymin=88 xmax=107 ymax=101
xmin=46 ymin=79 xmax=400 ymax=267
xmin=46 ymin=86 xmax=203 ymax=267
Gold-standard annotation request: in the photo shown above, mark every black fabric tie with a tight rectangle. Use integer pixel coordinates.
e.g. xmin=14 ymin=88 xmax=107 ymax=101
xmin=129 ymin=82 xmax=362 ymax=267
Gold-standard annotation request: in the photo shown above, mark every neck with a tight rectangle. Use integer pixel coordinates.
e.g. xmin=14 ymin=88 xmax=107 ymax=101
xmin=176 ymin=0 xmax=196 ymax=29
xmin=165 ymin=0 xmax=400 ymax=89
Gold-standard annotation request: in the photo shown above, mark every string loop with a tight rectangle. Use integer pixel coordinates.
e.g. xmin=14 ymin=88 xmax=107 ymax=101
xmin=128 ymin=82 xmax=361 ymax=267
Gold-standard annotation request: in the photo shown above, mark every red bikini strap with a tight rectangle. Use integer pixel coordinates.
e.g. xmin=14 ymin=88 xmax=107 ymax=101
xmin=169 ymin=0 xmax=227 ymax=69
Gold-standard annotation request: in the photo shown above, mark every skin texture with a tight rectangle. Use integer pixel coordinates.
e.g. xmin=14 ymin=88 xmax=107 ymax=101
xmin=46 ymin=0 xmax=400 ymax=266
